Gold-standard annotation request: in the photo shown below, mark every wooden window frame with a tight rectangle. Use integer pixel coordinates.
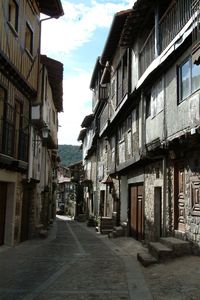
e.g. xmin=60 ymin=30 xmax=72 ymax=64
xmin=178 ymin=56 xmax=200 ymax=104
xmin=8 ymin=0 xmax=19 ymax=33
xmin=25 ymin=22 xmax=33 ymax=57
xmin=190 ymin=177 xmax=200 ymax=216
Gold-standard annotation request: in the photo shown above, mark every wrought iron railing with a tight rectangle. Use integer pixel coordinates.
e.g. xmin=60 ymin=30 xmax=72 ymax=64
xmin=92 ymin=85 xmax=109 ymax=111
xmin=0 ymin=118 xmax=29 ymax=162
xmin=18 ymin=130 xmax=29 ymax=161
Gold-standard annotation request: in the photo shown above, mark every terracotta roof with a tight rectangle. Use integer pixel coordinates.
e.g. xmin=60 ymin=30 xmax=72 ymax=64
xmin=37 ymin=0 xmax=64 ymax=18
xmin=41 ymin=55 xmax=63 ymax=112
xmin=100 ymin=9 xmax=132 ymax=66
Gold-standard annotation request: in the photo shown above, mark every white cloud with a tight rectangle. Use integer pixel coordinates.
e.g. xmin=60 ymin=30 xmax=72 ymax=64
xmin=41 ymin=0 xmax=134 ymax=145
xmin=58 ymin=72 xmax=92 ymax=145
xmin=41 ymin=0 xmax=133 ymax=56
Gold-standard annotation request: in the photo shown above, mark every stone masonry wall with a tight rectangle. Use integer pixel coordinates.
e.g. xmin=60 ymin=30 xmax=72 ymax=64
xmin=144 ymin=160 xmax=163 ymax=242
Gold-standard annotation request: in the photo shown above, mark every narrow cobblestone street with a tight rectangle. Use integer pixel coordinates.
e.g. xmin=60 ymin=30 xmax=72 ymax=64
xmin=0 ymin=217 xmax=152 ymax=300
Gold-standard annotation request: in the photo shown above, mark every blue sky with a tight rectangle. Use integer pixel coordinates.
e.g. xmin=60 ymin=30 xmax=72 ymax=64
xmin=41 ymin=0 xmax=133 ymax=145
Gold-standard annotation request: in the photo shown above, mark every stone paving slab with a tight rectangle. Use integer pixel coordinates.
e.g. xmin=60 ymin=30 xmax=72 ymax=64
xmin=0 ymin=218 xmax=153 ymax=300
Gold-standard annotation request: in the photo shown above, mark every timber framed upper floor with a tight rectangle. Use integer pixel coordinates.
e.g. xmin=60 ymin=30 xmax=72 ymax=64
xmin=94 ymin=0 xmax=199 ymax=136
xmin=79 ymin=0 xmax=200 ymax=175
xmin=0 ymin=0 xmax=63 ymax=99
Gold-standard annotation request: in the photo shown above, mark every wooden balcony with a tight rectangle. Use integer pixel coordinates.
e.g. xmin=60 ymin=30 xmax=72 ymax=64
xmin=159 ymin=0 xmax=191 ymax=52
xmin=92 ymin=85 xmax=109 ymax=111
xmin=192 ymin=0 xmax=200 ymax=64
xmin=139 ymin=0 xmax=192 ymax=76
xmin=99 ymin=103 xmax=109 ymax=135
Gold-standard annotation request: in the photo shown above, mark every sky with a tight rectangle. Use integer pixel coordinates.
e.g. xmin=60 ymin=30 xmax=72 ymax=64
xmin=41 ymin=0 xmax=134 ymax=145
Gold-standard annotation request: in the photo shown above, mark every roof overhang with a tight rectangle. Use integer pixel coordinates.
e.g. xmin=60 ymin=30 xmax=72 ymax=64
xmin=100 ymin=62 xmax=111 ymax=85
xmin=120 ymin=0 xmax=171 ymax=48
xmin=81 ymin=114 xmax=94 ymax=128
xmin=37 ymin=0 xmax=64 ymax=18
xmin=0 ymin=50 xmax=37 ymax=99
xmin=77 ymin=128 xmax=87 ymax=141
xmin=90 ymin=57 xmax=102 ymax=89
xmin=100 ymin=9 xmax=132 ymax=66
xmin=41 ymin=55 xmax=63 ymax=112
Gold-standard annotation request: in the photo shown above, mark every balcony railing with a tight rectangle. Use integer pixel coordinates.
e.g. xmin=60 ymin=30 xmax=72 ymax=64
xmin=92 ymin=85 xmax=109 ymax=111
xmin=139 ymin=0 xmax=192 ymax=76
xmin=139 ymin=28 xmax=155 ymax=78
xmin=192 ymin=0 xmax=200 ymax=55
xmin=160 ymin=0 xmax=191 ymax=52
xmin=0 ymin=118 xmax=29 ymax=162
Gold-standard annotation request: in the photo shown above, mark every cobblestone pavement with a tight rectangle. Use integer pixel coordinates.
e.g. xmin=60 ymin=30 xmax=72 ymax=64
xmin=0 ymin=217 xmax=152 ymax=300
xmin=109 ymin=236 xmax=200 ymax=300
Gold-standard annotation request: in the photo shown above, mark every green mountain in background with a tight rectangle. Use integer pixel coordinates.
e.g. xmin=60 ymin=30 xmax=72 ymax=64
xmin=58 ymin=145 xmax=82 ymax=167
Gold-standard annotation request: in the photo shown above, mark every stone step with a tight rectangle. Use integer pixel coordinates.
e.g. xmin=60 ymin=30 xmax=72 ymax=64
xmin=160 ymin=237 xmax=191 ymax=256
xmin=112 ymin=226 xmax=124 ymax=238
xmin=100 ymin=217 xmax=113 ymax=234
xmin=137 ymin=252 xmax=158 ymax=267
xmin=101 ymin=218 xmax=113 ymax=225
xmin=101 ymin=229 xmax=113 ymax=235
xmin=148 ymin=242 xmax=173 ymax=261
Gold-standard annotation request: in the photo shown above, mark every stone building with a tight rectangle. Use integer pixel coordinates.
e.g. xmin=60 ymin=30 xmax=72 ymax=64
xmin=79 ymin=0 xmax=200 ymax=251
xmin=0 ymin=0 xmax=63 ymax=246
xmin=57 ymin=162 xmax=84 ymax=218
xmin=30 ymin=55 xmax=63 ymax=232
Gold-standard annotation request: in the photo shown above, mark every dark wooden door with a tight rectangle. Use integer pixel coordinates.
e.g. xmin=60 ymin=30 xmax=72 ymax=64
xmin=100 ymin=190 xmax=105 ymax=217
xmin=174 ymin=162 xmax=186 ymax=232
xmin=154 ymin=187 xmax=162 ymax=240
xmin=130 ymin=184 xmax=144 ymax=240
xmin=0 ymin=182 xmax=7 ymax=245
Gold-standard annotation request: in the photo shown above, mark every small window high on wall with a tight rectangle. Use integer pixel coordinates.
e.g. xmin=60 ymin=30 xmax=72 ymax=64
xmin=8 ymin=0 xmax=19 ymax=32
xmin=25 ymin=22 xmax=33 ymax=56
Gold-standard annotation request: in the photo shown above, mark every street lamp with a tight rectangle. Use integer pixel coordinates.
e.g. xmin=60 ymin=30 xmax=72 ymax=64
xmin=32 ymin=125 xmax=50 ymax=147
xmin=41 ymin=126 xmax=50 ymax=139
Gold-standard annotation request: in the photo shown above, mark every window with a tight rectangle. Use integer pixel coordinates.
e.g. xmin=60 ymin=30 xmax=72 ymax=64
xmin=132 ymin=109 xmax=137 ymax=134
xmin=25 ymin=22 xmax=33 ymax=56
xmin=118 ymin=120 xmax=126 ymax=142
xmin=116 ymin=63 xmax=123 ymax=106
xmin=151 ymin=78 xmax=164 ymax=118
xmin=8 ymin=0 xmax=19 ymax=32
xmin=179 ymin=57 xmax=200 ymax=103
xmin=191 ymin=179 xmax=200 ymax=216
xmin=192 ymin=62 xmax=200 ymax=92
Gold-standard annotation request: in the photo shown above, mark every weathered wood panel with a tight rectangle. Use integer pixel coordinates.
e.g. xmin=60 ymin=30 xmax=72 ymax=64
xmin=0 ymin=0 xmax=40 ymax=90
